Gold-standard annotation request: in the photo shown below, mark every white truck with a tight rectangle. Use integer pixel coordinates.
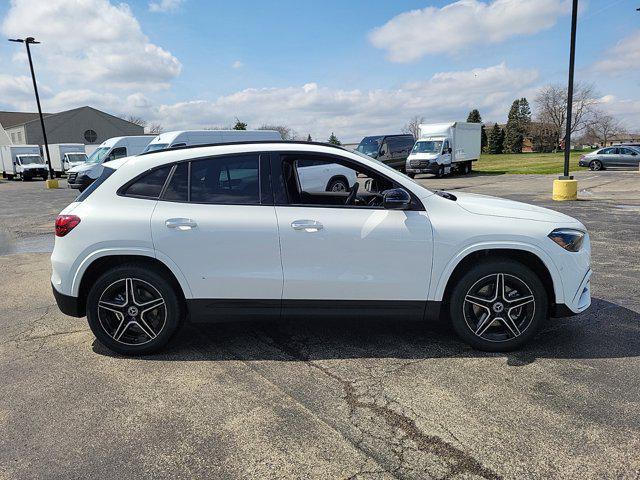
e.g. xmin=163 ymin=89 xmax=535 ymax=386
xmin=44 ymin=143 xmax=87 ymax=177
xmin=142 ymin=129 xmax=282 ymax=153
xmin=0 ymin=145 xmax=49 ymax=181
xmin=405 ymin=122 xmax=481 ymax=178
xmin=67 ymin=136 xmax=153 ymax=191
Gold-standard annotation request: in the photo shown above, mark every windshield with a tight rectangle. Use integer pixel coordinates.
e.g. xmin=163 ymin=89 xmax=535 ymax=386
xmin=65 ymin=153 xmax=87 ymax=164
xmin=143 ymin=143 xmax=169 ymax=153
xmin=17 ymin=154 xmax=44 ymax=165
xmin=412 ymin=141 xmax=443 ymax=154
xmin=356 ymin=136 xmax=383 ymax=156
xmin=85 ymin=147 xmax=110 ymax=164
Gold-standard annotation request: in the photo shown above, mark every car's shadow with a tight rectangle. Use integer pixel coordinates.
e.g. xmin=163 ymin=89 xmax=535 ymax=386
xmin=94 ymin=297 xmax=640 ymax=366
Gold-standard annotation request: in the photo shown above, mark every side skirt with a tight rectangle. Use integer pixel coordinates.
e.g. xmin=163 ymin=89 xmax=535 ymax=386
xmin=187 ymin=299 xmax=442 ymax=323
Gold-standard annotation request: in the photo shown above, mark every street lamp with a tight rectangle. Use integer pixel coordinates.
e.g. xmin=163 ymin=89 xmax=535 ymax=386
xmin=552 ymin=0 xmax=579 ymax=201
xmin=8 ymin=36 xmax=54 ymax=181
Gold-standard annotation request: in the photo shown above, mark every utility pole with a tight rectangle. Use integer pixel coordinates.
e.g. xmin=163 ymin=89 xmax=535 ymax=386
xmin=8 ymin=37 xmax=54 ymax=181
xmin=552 ymin=0 xmax=579 ymax=201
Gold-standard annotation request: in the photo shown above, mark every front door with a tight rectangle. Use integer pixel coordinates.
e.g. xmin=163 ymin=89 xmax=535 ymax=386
xmin=272 ymin=152 xmax=433 ymax=319
xmin=151 ymin=153 xmax=283 ymax=320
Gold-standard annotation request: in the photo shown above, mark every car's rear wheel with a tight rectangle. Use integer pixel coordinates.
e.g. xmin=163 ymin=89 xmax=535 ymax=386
xmin=589 ymin=159 xmax=603 ymax=171
xmin=326 ymin=177 xmax=349 ymax=192
xmin=449 ymin=259 xmax=547 ymax=352
xmin=86 ymin=265 xmax=183 ymax=355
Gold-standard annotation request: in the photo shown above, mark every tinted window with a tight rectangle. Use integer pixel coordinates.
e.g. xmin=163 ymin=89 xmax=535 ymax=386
xmin=190 ymin=154 xmax=260 ymax=204
xmin=619 ymin=148 xmax=635 ymax=155
xmin=600 ymin=148 xmax=614 ymax=154
xmin=163 ymin=162 xmax=188 ymax=201
xmin=123 ymin=166 xmax=171 ymax=198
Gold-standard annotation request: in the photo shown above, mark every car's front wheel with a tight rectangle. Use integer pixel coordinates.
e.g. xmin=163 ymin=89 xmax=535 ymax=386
xmin=449 ymin=259 xmax=547 ymax=352
xmin=86 ymin=265 xmax=183 ymax=355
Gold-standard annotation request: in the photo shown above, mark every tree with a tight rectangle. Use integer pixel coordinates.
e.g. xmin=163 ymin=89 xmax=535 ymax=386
xmin=588 ymin=112 xmax=624 ymax=147
xmin=147 ymin=123 xmax=163 ymax=134
xmin=518 ymin=97 xmax=531 ymax=131
xmin=466 ymin=109 xmax=482 ymax=123
xmin=307 ymin=134 xmax=312 ymax=142
xmin=233 ymin=119 xmax=247 ymax=130
xmin=402 ymin=115 xmax=424 ymax=139
xmin=258 ymin=124 xmax=295 ymax=140
xmin=534 ymin=83 xmax=598 ymax=150
xmin=488 ymin=123 xmax=504 ymax=154
xmin=327 ymin=132 xmax=341 ymax=145
xmin=504 ymin=100 xmax=523 ymax=153
xmin=125 ymin=115 xmax=147 ymax=128
xmin=466 ymin=109 xmax=487 ymax=151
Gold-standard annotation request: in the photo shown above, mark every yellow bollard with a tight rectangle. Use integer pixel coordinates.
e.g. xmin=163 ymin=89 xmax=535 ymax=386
xmin=552 ymin=179 xmax=578 ymax=201
xmin=45 ymin=179 xmax=59 ymax=189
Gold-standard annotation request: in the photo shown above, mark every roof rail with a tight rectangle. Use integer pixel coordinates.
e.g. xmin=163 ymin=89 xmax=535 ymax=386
xmin=137 ymin=140 xmax=348 ymax=156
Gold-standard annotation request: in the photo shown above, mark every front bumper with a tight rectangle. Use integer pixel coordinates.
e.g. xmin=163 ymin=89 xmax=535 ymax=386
xmin=23 ymin=168 xmax=48 ymax=178
xmin=51 ymin=283 xmax=84 ymax=317
xmin=67 ymin=173 xmax=93 ymax=190
xmin=406 ymin=160 xmax=440 ymax=174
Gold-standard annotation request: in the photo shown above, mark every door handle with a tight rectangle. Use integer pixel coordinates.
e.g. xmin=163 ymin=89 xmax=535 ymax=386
xmin=165 ymin=218 xmax=198 ymax=230
xmin=291 ymin=219 xmax=323 ymax=232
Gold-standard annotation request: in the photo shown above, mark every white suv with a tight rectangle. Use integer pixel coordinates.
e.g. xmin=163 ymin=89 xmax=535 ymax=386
xmin=51 ymin=142 xmax=592 ymax=355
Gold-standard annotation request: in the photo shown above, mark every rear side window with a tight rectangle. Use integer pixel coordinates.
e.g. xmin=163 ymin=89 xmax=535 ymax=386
xmin=76 ymin=167 xmax=115 ymax=202
xmin=163 ymin=162 xmax=189 ymax=201
xmin=122 ymin=166 xmax=172 ymax=199
xmin=190 ymin=154 xmax=260 ymax=204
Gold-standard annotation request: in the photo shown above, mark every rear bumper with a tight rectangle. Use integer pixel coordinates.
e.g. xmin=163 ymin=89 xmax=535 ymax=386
xmin=51 ymin=283 xmax=84 ymax=317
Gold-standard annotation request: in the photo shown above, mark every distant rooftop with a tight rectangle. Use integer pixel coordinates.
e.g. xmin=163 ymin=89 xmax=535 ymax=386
xmin=0 ymin=111 xmax=53 ymax=128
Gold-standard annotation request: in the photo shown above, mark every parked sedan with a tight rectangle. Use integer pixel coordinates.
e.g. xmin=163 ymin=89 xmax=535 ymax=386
xmin=579 ymin=146 xmax=640 ymax=170
xmin=51 ymin=141 xmax=591 ymax=355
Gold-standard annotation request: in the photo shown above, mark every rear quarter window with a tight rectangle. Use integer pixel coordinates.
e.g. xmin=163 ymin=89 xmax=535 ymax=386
xmin=121 ymin=166 xmax=172 ymax=199
xmin=75 ymin=167 xmax=115 ymax=201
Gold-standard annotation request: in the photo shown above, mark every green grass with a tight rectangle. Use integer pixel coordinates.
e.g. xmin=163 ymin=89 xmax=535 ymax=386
xmin=474 ymin=151 xmax=587 ymax=175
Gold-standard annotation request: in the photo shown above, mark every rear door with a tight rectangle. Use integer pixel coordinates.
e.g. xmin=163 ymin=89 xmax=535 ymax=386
xmin=150 ymin=153 xmax=283 ymax=320
xmin=618 ymin=147 xmax=640 ymax=167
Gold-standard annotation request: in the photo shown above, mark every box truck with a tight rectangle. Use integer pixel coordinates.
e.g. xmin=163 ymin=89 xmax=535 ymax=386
xmin=67 ymin=136 xmax=153 ymax=191
xmin=0 ymin=145 xmax=48 ymax=180
xmin=405 ymin=122 xmax=481 ymax=178
xmin=142 ymin=129 xmax=282 ymax=153
xmin=44 ymin=143 xmax=87 ymax=176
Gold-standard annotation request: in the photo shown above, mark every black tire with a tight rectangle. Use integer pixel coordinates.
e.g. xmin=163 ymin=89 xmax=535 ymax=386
xmin=86 ymin=264 xmax=183 ymax=355
xmin=407 ymin=172 xmax=416 ymax=178
xmin=448 ymin=259 xmax=547 ymax=352
xmin=589 ymin=160 xmax=603 ymax=171
xmin=435 ymin=165 xmax=445 ymax=178
xmin=326 ymin=176 xmax=349 ymax=192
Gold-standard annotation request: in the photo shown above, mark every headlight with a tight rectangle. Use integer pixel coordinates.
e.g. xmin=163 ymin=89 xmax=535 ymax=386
xmin=548 ymin=228 xmax=585 ymax=252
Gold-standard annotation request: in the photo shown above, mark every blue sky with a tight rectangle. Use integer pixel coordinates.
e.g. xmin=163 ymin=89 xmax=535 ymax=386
xmin=0 ymin=0 xmax=638 ymax=141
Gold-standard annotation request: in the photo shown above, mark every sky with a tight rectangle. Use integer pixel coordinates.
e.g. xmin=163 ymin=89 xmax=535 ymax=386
xmin=0 ymin=0 xmax=638 ymax=142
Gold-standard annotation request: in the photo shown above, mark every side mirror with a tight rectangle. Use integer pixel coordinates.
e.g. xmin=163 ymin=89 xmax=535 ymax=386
xmin=383 ymin=188 xmax=411 ymax=210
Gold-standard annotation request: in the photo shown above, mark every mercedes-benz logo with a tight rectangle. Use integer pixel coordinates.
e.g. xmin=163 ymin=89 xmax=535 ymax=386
xmin=492 ymin=302 xmax=505 ymax=313
xmin=127 ymin=306 xmax=139 ymax=317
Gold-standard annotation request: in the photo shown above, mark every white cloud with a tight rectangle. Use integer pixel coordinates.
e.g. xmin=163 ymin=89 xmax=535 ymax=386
xmin=232 ymin=60 xmax=244 ymax=69
xmin=369 ymin=0 xmax=569 ymax=62
xmin=145 ymin=63 xmax=538 ymax=141
xmin=595 ymin=95 xmax=640 ymax=132
xmin=149 ymin=0 xmax=185 ymax=13
xmin=1 ymin=0 xmax=181 ymax=90
xmin=592 ymin=31 xmax=640 ymax=75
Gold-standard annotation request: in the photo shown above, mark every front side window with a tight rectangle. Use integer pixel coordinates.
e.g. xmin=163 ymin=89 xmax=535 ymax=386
xmin=282 ymin=154 xmax=394 ymax=208
xmin=107 ymin=147 xmax=127 ymax=162
xmin=190 ymin=154 xmax=260 ymax=204
xmin=123 ymin=166 xmax=172 ymax=198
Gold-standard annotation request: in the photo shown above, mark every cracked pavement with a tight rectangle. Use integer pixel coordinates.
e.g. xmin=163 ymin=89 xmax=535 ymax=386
xmin=0 ymin=171 xmax=639 ymax=479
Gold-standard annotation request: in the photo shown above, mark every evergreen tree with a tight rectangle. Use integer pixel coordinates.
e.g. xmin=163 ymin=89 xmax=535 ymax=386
xmin=481 ymin=126 xmax=488 ymax=152
xmin=327 ymin=132 xmax=341 ymax=145
xmin=504 ymin=100 xmax=522 ymax=153
xmin=488 ymin=123 xmax=504 ymax=154
xmin=467 ymin=109 xmax=482 ymax=123
xmin=498 ymin=127 xmax=505 ymax=153
xmin=307 ymin=134 xmax=312 ymax=142
xmin=233 ymin=119 xmax=247 ymax=130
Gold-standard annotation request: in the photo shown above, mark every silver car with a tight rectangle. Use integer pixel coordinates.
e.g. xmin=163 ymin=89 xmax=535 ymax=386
xmin=579 ymin=146 xmax=640 ymax=170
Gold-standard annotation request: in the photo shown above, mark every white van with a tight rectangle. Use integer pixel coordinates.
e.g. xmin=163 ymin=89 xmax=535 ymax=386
xmin=44 ymin=144 xmax=87 ymax=177
xmin=406 ymin=122 xmax=481 ymax=178
xmin=143 ymin=130 xmax=281 ymax=153
xmin=1 ymin=145 xmax=48 ymax=180
xmin=67 ymin=136 xmax=153 ymax=191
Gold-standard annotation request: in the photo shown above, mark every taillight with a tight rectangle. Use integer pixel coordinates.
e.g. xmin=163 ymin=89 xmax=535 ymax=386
xmin=55 ymin=215 xmax=81 ymax=237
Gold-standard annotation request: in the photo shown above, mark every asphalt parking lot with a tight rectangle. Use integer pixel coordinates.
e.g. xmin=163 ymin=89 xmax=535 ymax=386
xmin=0 ymin=170 xmax=639 ymax=479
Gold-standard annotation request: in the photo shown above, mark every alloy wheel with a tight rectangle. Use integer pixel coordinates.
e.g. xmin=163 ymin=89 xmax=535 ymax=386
xmin=97 ymin=278 xmax=167 ymax=345
xmin=589 ymin=160 xmax=602 ymax=171
xmin=463 ymin=273 xmax=536 ymax=343
xmin=330 ymin=181 xmax=348 ymax=192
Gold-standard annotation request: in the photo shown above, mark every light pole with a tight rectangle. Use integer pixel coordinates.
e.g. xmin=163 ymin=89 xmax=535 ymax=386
xmin=8 ymin=37 xmax=54 ymax=181
xmin=552 ymin=0 xmax=579 ymax=201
